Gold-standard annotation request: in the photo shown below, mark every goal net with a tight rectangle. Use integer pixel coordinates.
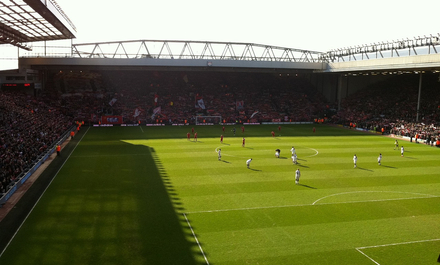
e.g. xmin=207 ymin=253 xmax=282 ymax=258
xmin=195 ymin=116 xmax=222 ymax=125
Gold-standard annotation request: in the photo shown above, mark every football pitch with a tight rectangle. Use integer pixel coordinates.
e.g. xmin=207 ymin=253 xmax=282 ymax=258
xmin=1 ymin=124 xmax=439 ymax=265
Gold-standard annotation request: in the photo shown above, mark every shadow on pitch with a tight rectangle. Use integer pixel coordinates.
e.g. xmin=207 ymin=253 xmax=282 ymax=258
xmin=0 ymin=131 xmax=203 ymax=265
xmin=298 ymin=183 xmax=316 ymax=189
xmin=128 ymin=144 xmax=201 ymax=264
xmin=358 ymin=167 xmax=373 ymax=172
xmin=381 ymin=165 xmax=397 ymax=169
xmin=298 ymin=164 xmax=309 ymax=168
xmin=248 ymin=168 xmax=262 ymax=171
xmin=221 ymin=160 xmax=231 ymax=164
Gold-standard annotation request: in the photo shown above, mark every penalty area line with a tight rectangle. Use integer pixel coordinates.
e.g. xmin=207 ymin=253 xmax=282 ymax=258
xmin=183 ymin=213 xmax=210 ymax=265
xmin=357 ymin=238 xmax=440 ymax=250
xmin=356 ymin=248 xmax=381 ymax=265
xmin=355 ymin=238 xmax=440 ymax=265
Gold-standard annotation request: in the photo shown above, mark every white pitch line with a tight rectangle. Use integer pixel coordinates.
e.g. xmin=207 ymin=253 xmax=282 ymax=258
xmin=356 ymin=248 xmax=381 ymax=265
xmin=186 ymin=194 xmax=440 ymax=214
xmin=314 ymin=195 xmax=440 ymax=206
xmin=183 ymin=213 xmax=210 ymax=265
xmin=0 ymin=126 xmax=90 ymax=258
xmin=355 ymin=238 xmax=440 ymax=265
xmin=187 ymin=203 xmax=311 ymax=214
xmin=304 ymin=147 xmax=319 ymax=157
xmin=139 ymin=126 xmax=144 ymax=133
xmin=312 ymin=191 xmax=438 ymax=205
xmin=357 ymin=238 xmax=440 ymax=250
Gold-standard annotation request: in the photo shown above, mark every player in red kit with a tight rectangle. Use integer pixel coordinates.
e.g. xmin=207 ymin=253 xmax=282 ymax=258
xmin=222 ymin=126 xmax=225 ymax=132
xmin=241 ymin=126 xmax=245 ymax=133
xmin=187 ymin=132 xmax=190 ymax=140
xmin=278 ymin=125 xmax=281 ymax=132
xmin=194 ymin=132 xmax=198 ymax=142
xmin=220 ymin=135 xmax=224 ymax=143
xmin=242 ymin=137 xmax=245 ymax=147
xmin=191 ymin=127 xmax=194 ymax=134
xmin=271 ymin=131 xmax=275 ymax=137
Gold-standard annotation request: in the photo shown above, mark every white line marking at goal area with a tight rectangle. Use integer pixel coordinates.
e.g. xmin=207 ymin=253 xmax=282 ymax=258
xmin=183 ymin=213 xmax=210 ymax=265
xmin=355 ymin=238 xmax=440 ymax=265
xmin=0 ymin=126 xmax=90 ymax=258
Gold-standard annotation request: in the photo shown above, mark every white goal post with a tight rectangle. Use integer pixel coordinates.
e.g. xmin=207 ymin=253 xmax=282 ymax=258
xmin=195 ymin=116 xmax=222 ymax=125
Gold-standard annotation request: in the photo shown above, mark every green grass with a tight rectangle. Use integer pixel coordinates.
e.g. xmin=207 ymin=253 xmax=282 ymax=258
xmin=1 ymin=124 xmax=440 ymax=264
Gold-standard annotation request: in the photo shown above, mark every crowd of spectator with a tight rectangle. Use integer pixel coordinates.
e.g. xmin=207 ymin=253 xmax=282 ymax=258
xmin=389 ymin=121 xmax=439 ymax=145
xmin=0 ymin=92 xmax=73 ymax=195
xmin=47 ymin=71 xmax=440 ymax=143
xmin=51 ymin=70 xmax=329 ymax=124
xmin=332 ymin=74 xmax=440 ymax=142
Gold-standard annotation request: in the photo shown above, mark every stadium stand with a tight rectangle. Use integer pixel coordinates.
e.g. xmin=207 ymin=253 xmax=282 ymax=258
xmin=0 ymin=92 xmax=73 ymax=196
xmin=46 ymin=70 xmax=329 ymax=124
xmin=331 ymin=74 xmax=440 ymax=143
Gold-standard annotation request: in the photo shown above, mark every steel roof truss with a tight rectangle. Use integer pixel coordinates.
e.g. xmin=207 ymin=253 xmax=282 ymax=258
xmin=113 ymin=42 xmax=129 ymax=58
xmin=135 ymin=41 xmax=151 ymax=58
